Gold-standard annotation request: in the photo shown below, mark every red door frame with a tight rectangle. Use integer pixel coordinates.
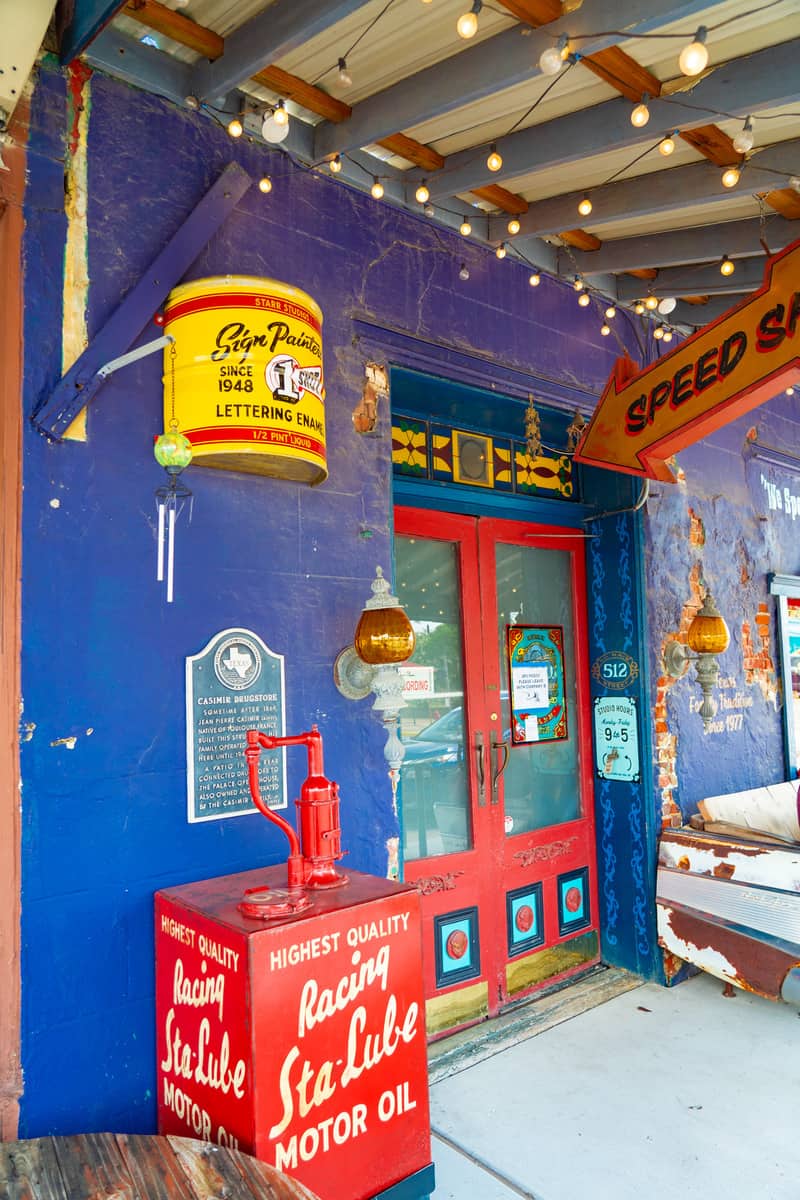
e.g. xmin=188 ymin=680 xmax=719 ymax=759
xmin=396 ymin=507 xmax=599 ymax=1027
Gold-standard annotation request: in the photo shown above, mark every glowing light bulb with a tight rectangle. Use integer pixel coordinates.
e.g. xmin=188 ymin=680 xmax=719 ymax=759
xmin=371 ymin=178 xmax=384 ymax=199
xmin=634 ymin=302 xmax=646 ymax=315
xmin=573 ymin=275 xmax=584 ymax=291
xmin=258 ymin=176 xmax=272 ymax=194
xmin=496 ymin=243 xmax=507 ymax=259
xmin=662 ymin=328 xmax=674 ymax=342
xmin=790 ymin=177 xmax=800 ymax=192
xmin=460 ymin=220 xmax=472 ymax=236
xmin=631 ymin=97 xmax=650 ymax=128
xmin=487 ymin=146 xmax=503 ymax=172
xmin=578 ymin=194 xmax=593 ymax=217
xmin=600 ymin=323 xmax=611 ymax=336
xmin=415 ymin=182 xmax=430 ymax=204
xmin=459 ymin=263 xmax=470 ymax=281
xmin=539 ymin=35 xmax=569 ymax=76
xmin=786 ymin=387 xmax=795 ymax=396
xmin=507 ymin=218 xmax=521 ymax=236
xmin=720 ymin=255 xmax=735 ymax=276
xmin=227 ymin=117 xmax=243 ymax=138
xmin=679 ymin=26 xmax=708 ymax=77
xmin=262 ymin=107 xmax=290 ymax=143
xmin=578 ymin=292 xmax=591 ymax=307
xmin=721 ymin=165 xmax=740 ymax=189
xmin=659 ymin=135 xmax=676 ymax=156
xmin=653 ymin=326 xmax=665 ymax=340
xmin=457 ymin=1 xmax=480 ymax=39
xmin=529 ymin=272 xmax=541 ymax=287
xmin=337 ymin=58 xmax=352 ymax=87
xmin=645 ymin=294 xmax=658 ymax=310
xmin=658 ymin=297 xmax=676 ymax=315
xmin=732 ymin=116 xmax=754 ymax=155
xmin=605 ymin=306 xmax=616 ymax=319
xmin=329 ymin=155 xmax=342 ymax=174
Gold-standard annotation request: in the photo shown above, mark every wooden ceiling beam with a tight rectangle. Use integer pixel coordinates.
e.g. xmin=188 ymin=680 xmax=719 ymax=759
xmin=679 ymin=124 xmax=738 ymax=166
xmin=378 ymin=134 xmax=444 ymax=173
xmin=124 ymin=0 xmax=436 ymax=169
xmin=762 ymin=188 xmax=800 ymax=220
xmin=580 ymin=46 xmax=661 ymax=103
xmin=123 ymin=0 xmax=223 ymax=57
xmin=253 ymin=66 xmax=351 ymax=123
xmin=495 ymin=0 xmax=563 ymax=24
xmin=471 ymin=185 xmax=529 ymax=215
xmin=559 ymin=230 xmax=601 ymax=251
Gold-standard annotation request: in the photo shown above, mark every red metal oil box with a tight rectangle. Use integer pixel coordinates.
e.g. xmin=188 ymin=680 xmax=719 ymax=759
xmin=155 ymin=867 xmax=431 ymax=1200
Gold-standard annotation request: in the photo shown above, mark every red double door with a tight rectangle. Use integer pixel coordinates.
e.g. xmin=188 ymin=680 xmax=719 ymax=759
xmin=395 ymin=508 xmax=599 ymax=1034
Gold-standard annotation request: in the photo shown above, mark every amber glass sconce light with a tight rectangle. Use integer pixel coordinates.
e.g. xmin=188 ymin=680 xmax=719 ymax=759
xmin=663 ymin=593 xmax=730 ymax=730
xmin=334 ymin=567 xmax=416 ymax=789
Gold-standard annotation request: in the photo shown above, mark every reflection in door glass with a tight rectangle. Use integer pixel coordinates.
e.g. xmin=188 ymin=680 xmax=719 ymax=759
xmin=496 ymin=543 xmax=580 ymax=835
xmin=395 ymin=536 xmax=472 ymax=860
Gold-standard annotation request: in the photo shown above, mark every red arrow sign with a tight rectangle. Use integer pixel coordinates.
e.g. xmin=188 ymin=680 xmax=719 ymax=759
xmin=574 ymin=237 xmax=800 ymax=481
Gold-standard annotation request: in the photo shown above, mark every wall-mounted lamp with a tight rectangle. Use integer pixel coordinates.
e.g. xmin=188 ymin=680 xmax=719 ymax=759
xmin=663 ymin=593 xmax=730 ymax=731
xmin=334 ymin=567 xmax=416 ymax=791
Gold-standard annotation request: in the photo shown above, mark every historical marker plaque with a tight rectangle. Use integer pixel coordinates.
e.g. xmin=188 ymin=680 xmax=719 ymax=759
xmin=186 ymin=629 xmax=286 ymax=823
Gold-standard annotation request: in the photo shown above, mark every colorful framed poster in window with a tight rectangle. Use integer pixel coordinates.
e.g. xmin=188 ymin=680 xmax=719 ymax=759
xmin=506 ymin=624 xmax=568 ymax=745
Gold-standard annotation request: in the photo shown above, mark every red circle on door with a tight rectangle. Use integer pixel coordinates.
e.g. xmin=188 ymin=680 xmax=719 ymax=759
xmin=446 ymin=929 xmax=468 ymax=959
xmin=565 ymin=886 xmax=582 ymax=913
xmin=515 ymin=904 xmax=534 ymax=933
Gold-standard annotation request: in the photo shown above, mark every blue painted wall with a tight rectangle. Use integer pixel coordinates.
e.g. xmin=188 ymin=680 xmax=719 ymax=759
xmin=19 ymin=63 xmax=661 ymax=1134
xmin=644 ymin=395 xmax=800 ymax=823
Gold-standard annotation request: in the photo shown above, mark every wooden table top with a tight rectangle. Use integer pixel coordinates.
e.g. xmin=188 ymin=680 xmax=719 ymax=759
xmin=0 ymin=1132 xmax=322 ymax=1200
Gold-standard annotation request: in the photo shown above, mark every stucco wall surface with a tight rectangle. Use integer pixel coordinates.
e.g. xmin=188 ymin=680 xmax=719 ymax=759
xmin=646 ymin=397 xmax=800 ymax=823
xmin=19 ymin=65 xmax=640 ymax=1135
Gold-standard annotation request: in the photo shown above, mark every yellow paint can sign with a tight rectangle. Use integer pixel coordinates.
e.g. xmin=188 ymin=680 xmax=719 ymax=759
xmin=163 ymin=275 xmax=327 ymax=484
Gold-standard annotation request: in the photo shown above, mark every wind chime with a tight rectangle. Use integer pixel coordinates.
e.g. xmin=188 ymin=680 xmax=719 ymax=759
xmin=153 ymin=341 xmax=193 ymax=603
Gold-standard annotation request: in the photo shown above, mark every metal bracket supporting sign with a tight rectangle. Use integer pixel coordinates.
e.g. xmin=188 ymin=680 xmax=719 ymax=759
xmin=32 ymin=161 xmax=253 ymax=441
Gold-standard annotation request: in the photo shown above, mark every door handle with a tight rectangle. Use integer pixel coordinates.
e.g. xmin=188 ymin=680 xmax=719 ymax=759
xmin=491 ymin=738 xmax=509 ymax=805
xmin=474 ymin=731 xmax=487 ymax=807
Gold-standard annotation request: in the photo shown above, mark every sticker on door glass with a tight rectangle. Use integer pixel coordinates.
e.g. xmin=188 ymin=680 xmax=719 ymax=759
xmin=506 ymin=625 xmax=568 ymax=745
xmin=593 ymin=695 xmax=640 ymax=782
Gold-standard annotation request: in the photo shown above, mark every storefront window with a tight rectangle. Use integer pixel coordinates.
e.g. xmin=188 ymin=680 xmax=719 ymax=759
xmin=769 ymin=574 xmax=800 ymax=778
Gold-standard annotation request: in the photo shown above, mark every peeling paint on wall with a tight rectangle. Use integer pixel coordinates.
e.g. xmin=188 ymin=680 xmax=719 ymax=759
xmin=353 ymin=362 xmax=388 ymax=434
xmin=655 ymin=563 xmax=705 ymax=827
xmin=741 ymin=602 xmax=778 ymax=705
xmin=62 ymin=63 xmax=92 ymax=443
xmin=687 ymin=507 xmax=705 ymax=546
xmin=385 ymin=835 xmax=399 ymax=881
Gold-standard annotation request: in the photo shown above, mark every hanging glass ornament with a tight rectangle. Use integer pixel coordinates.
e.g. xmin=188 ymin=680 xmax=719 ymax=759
xmin=525 ymin=393 xmax=542 ymax=458
xmin=154 ymin=342 xmax=194 ymax=603
xmin=566 ymin=410 xmax=587 ymax=453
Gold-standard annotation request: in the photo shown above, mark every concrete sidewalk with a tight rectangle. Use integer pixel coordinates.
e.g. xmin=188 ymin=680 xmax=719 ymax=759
xmin=428 ymin=970 xmax=799 ymax=1200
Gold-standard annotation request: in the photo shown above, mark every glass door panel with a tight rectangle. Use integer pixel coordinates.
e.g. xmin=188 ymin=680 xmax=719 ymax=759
xmin=396 ymin=507 xmax=599 ymax=1032
xmin=395 ymin=534 xmax=472 ymax=860
xmin=495 ymin=542 xmax=581 ymax=835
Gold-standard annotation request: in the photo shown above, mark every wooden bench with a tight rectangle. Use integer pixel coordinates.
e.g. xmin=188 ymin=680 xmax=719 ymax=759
xmin=656 ymin=783 xmax=800 ymax=1004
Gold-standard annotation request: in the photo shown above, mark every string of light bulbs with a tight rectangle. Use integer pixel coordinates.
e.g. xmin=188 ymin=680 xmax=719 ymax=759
xmin=311 ymin=0 xmax=399 ymax=89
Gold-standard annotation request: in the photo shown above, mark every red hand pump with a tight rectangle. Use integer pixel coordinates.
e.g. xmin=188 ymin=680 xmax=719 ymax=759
xmin=245 ymin=725 xmax=347 ymax=892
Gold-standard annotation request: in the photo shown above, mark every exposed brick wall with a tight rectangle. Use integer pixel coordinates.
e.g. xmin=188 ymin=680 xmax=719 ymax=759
xmin=742 ymin=602 xmax=778 ymax=705
xmin=655 ymin=563 xmax=705 ymax=828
